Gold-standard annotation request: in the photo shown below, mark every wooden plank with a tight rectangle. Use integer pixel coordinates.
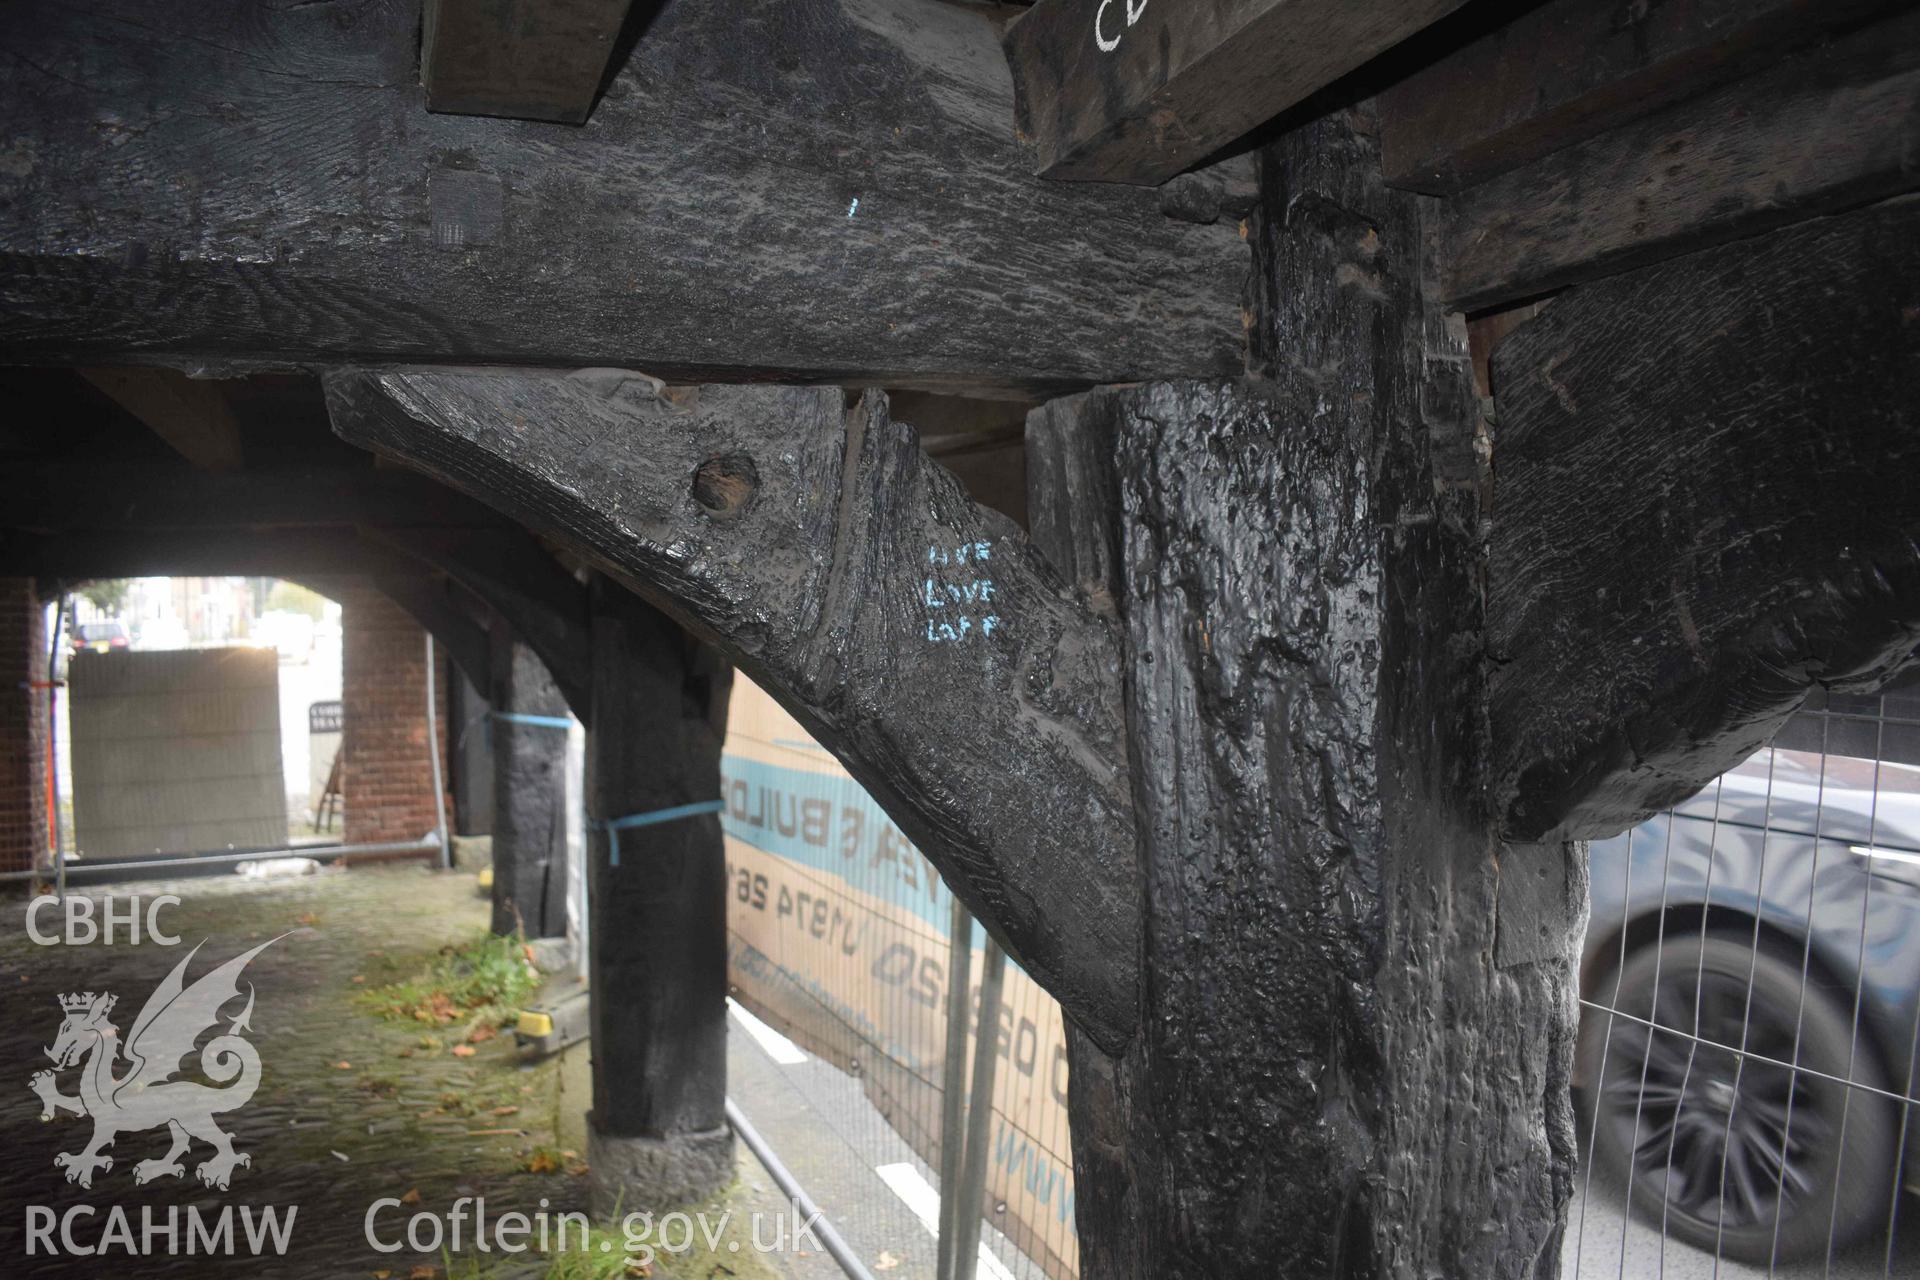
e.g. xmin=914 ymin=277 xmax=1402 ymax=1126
xmin=1003 ymin=0 xmax=1467 ymax=185
xmin=77 ymin=367 xmax=245 ymax=471
xmin=423 ymin=0 xmax=635 ymax=124
xmin=1487 ymin=197 xmax=1920 ymax=843
xmin=324 ymin=367 xmax=1142 ymax=1052
xmin=1431 ymin=9 xmax=1920 ymax=312
xmin=1381 ymin=0 xmax=1899 ymax=195
xmin=0 ymin=0 xmax=1245 ymax=395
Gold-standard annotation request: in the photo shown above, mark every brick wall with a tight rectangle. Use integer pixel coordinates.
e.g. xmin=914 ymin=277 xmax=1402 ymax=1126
xmin=0 ymin=579 xmax=48 ymax=874
xmin=339 ymin=584 xmax=450 ymax=848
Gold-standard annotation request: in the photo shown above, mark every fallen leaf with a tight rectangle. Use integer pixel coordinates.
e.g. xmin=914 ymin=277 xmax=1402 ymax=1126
xmin=408 ymin=1267 xmax=438 ymax=1280
xmin=297 ymin=912 xmax=319 ymax=926
xmin=525 ymin=1150 xmax=560 ymax=1174
xmin=875 ymin=1251 xmax=901 ymax=1272
xmin=399 ymin=1187 xmax=422 ymax=1206
xmin=351 ymin=975 xmax=366 ymax=984
xmin=333 ymin=1061 xmax=353 ymax=1070
xmin=491 ymin=1105 xmax=519 ymax=1116
xmin=372 ymin=1272 xmax=391 ymax=1279
xmin=624 ymin=1260 xmax=653 ymax=1277
xmin=450 ymin=1044 xmax=476 ymax=1058
xmin=467 ymin=1024 xmax=498 ymax=1044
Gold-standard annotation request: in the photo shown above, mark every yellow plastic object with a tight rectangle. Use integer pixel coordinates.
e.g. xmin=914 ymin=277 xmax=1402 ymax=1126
xmin=477 ymin=867 xmax=494 ymax=890
xmin=517 ymin=1009 xmax=554 ymax=1038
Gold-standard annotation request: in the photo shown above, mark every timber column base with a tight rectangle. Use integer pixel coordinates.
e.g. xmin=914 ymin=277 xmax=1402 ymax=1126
xmin=586 ymin=1122 xmax=734 ymax=1216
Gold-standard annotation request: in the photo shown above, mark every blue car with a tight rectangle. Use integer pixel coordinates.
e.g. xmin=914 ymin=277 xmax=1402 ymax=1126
xmin=1580 ymin=689 xmax=1920 ymax=1264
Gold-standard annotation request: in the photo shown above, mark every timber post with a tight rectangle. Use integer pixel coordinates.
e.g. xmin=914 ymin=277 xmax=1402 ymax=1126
xmin=1029 ymin=107 xmax=1585 ymax=1277
xmin=583 ymin=574 xmax=736 ymax=1214
xmin=488 ymin=623 xmax=572 ymax=940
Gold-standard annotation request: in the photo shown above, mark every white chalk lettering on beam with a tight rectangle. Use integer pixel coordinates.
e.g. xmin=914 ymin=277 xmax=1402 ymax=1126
xmin=1095 ymin=0 xmax=1148 ymax=53
xmin=922 ymin=541 xmax=1001 ymax=644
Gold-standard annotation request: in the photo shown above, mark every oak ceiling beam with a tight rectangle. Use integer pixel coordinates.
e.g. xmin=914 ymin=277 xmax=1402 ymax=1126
xmin=1429 ymin=8 xmax=1920 ymax=313
xmin=77 ymin=367 xmax=245 ymax=472
xmin=1487 ymin=197 xmax=1920 ymax=844
xmin=3 ymin=463 xmax=509 ymax=534
xmin=1380 ymin=0 xmax=1902 ymax=195
xmin=423 ymin=0 xmax=636 ymax=124
xmin=0 ymin=0 xmax=1244 ymax=395
xmin=323 ymin=366 xmax=1143 ymax=1052
xmin=1002 ymin=0 xmax=1468 ymax=186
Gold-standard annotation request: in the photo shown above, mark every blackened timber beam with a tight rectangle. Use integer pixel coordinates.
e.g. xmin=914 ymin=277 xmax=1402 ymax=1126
xmin=1487 ymin=197 xmax=1920 ymax=844
xmin=324 ymin=368 xmax=1142 ymax=1052
xmin=4 ymin=464 xmax=510 ymax=534
xmin=423 ymin=0 xmax=635 ymax=124
xmin=1380 ymin=0 xmax=1901 ymax=195
xmin=361 ymin=527 xmax=594 ymax=724
xmin=1429 ymin=8 xmax=1920 ymax=313
xmin=1002 ymin=0 xmax=1469 ymax=185
xmin=0 ymin=0 xmax=1245 ymax=396
xmin=0 ymin=528 xmax=428 ymax=584
xmin=77 ymin=368 xmax=245 ymax=471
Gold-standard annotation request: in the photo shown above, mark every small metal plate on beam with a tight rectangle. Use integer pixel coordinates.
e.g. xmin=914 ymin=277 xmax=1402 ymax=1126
xmin=429 ymin=170 xmax=504 ymax=249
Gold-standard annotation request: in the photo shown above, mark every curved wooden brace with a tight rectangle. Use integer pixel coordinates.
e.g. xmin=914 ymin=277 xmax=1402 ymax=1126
xmin=324 ymin=368 xmax=1142 ymax=1052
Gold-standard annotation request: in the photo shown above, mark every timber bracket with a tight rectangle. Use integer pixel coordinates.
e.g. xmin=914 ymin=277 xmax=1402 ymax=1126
xmin=324 ymin=366 xmax=1144 ymax=1052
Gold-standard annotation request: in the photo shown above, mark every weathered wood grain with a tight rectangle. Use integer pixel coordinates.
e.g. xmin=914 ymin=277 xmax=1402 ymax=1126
xmin=1488 ymin=196 xmax=1920 ymax=843
xmin=423 ymin=0 xmax=635 ymax=123
xmin=0 ymin=0 xmax=1244 ymax=394
xmin=1048 ymin=108 xmax=1581 ymax=1278
xmin=1381 ymin=0 xmax=1900 ymax=194
xmin=77 ymin=368 xmax=245 ymax=471
xmin=324 ymin=367 xmax=1143 ymax=1052
xmin=1003 ymin=0 xmax=1467 ymax=185
xmin=1431 ymin=8 xmax=1920 ymax=311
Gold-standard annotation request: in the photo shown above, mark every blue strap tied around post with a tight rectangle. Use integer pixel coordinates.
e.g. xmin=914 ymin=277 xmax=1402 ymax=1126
xmin=492 ymin=711 xmax=574 ymax=730
xmin=596 ymin=799 xmax=726 ymax=866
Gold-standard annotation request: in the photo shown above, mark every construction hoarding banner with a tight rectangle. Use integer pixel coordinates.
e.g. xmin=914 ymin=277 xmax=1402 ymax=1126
xmin=723 ymin=679 xmax=1079 ymax=1278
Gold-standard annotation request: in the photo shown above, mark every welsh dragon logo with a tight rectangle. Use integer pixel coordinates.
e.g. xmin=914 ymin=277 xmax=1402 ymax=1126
xmin=28 ymin=937 xmax=284 ymax=1190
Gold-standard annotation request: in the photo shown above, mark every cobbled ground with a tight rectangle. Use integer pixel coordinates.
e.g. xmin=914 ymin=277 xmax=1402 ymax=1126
xmin=0 ymin=864 xmax=792 ymax=1280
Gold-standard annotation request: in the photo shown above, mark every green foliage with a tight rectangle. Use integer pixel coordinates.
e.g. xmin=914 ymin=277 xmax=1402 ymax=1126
xmin=265 ymin=579 xmax=330 ymax=620
xmin=77 ymin=579 xmax=131 ymax=614
xmin=358 ymin=931 xmax=540 ymax=1031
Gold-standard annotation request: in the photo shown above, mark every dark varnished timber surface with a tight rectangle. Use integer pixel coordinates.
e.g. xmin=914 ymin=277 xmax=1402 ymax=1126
xmin=1430 ymin=8 xmax=1920 ymax=312
xmin=490 ymin=633 xmax=572 ymax=939
xmin=1043 ymin=108 xmax=1581 ymax=1278
xmin=1488 ymin=197 xmax=1920 ymax=844
xmin=422 ymin=0 xmax=634 ymax=124
xmin=0 ymin=0 xmax=1244 ymax=394
xmin=1381 ymin=0 xmax=1901 ymax=194
xmin=1003 ymin=0 xmax=1467 ymax=185
xmin=325 ymin=368 xmax=1142 ymax=1053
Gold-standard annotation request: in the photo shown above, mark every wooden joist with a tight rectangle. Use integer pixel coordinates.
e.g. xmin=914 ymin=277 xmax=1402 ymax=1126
xmin=1430 ymin=8 xmax=1920 ymax=312
xmin=1381 ymin=0 xmax=1901 ymax=195
xmin=77 ymin=368 xmax=245 ymax=472
xmin=1003 ymin=0 xmax=1467 ymax=186
xmin=423 ymin=0 xmax=635 ymax=124
xmin=324 ymin=367 xmax=1143 ymax=1052
xmin=3 ymin=464 xmax=508 ymax=533
xmin=0 ymin=0 xmax=1245 ymax=395
xmin=1486 ymin=196 xmax=1920 ymax=843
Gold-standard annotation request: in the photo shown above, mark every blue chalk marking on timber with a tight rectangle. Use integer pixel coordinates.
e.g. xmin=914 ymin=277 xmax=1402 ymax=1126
xmin=491 ymin=711 xmax=573 ymax=730
xmin=596 ymin=799 xmax=725 ymax=866
xmin=847 ymin=197 xmax=859 ymax=218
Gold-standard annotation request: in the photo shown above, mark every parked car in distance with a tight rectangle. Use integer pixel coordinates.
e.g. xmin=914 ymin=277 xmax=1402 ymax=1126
xmin=1580 ymin=690 xmax=1920 ymax=1265
xmin=69 ymin=620 xmax=129 ymax=654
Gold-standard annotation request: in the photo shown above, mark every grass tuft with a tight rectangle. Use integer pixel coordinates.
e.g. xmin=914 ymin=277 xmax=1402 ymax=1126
xmin=358 ymin=931 xmax=540 ymax=1032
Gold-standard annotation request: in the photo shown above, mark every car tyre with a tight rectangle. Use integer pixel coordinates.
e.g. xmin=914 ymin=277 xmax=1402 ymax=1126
xmin=1578 ymin=931 xmax=1898 ymax=1265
